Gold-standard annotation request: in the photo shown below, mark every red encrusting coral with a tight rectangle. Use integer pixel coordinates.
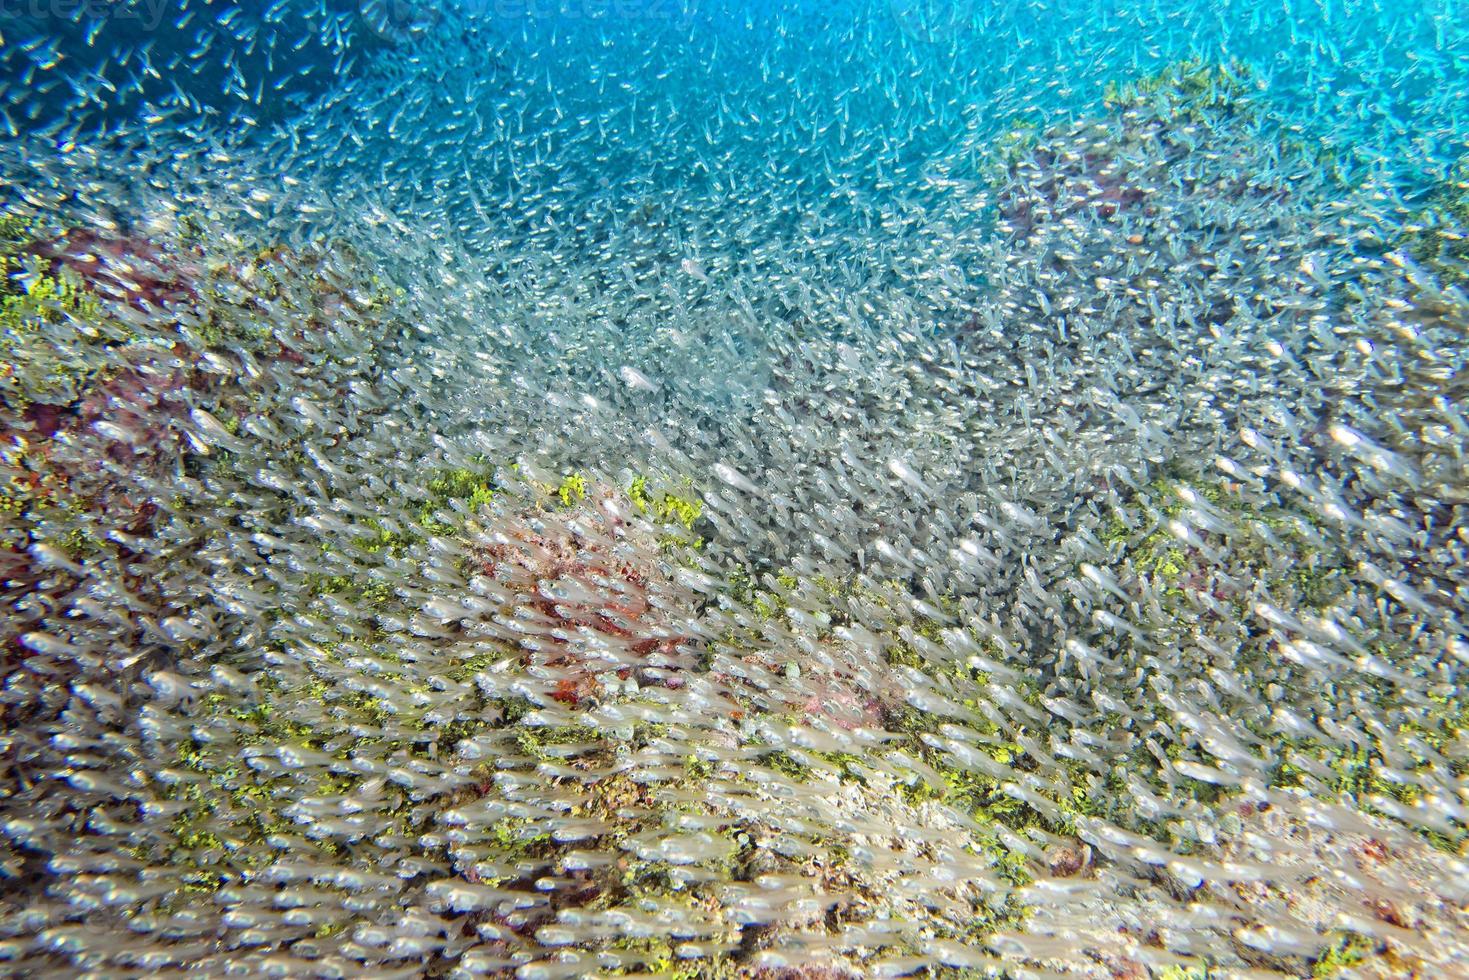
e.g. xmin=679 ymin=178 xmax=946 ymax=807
xmin=1 ymin=226 xmax=383 ymax=691
xmin=29 ymin=228 xmax=199 ymax=308
xmin=475 ymin=489 xmax=700 ymax=707
xmin=994 ymin=115 xmax=1290 ymax=241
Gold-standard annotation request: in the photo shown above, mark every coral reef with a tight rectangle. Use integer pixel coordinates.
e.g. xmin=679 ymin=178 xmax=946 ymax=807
xmin=0 ymin=13 xmax=1465 ymax=980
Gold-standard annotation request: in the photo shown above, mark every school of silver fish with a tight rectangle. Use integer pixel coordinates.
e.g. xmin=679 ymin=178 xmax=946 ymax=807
xmin=0 ymin=1 xmax=1465 ymax=977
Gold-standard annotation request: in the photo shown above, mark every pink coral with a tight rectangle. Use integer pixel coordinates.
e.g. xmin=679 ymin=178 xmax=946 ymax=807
xmin=475 ymin=487 xmax=700 ymax=707
xmin=30 ymin=227 xmax=198 ymax=308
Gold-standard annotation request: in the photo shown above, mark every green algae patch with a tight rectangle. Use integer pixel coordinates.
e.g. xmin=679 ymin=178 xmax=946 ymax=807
xmin=0 ymin=257 xmax=108 ymax=410
xmin=993 ymin=118 xmax=1041 ymax=167
xmin=557 ymin=471 xmax=589 ymax=507
xmin=417 ymin=462 xmax=498 ymax=532
xmin=1310 ymin=931 xmax=1378 ymax=978
xmin=1104 ymin=58 xmax=1256 ymax=115
xmin=1400 ymin=159 xmax=1469 ymax=288
xmin=629 ymin=474 xmax=706 ymax=549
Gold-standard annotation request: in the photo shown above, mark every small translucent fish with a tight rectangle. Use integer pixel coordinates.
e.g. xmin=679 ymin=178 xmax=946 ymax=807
xmin=617 ymin=365 xmax=658 ymax=392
